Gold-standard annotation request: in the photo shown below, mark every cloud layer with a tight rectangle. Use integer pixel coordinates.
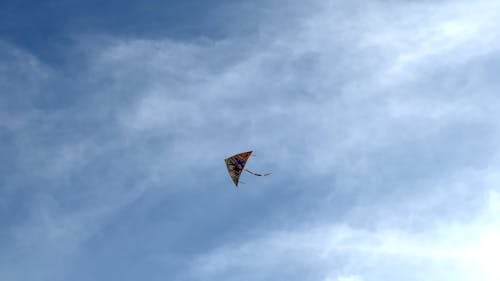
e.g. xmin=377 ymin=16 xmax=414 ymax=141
xmin=1 ymin=0 xmax=499 ymax=280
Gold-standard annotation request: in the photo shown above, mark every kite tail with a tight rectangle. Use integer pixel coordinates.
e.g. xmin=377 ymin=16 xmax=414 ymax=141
xmin=244 ymin=169 xmax=271 ymax=177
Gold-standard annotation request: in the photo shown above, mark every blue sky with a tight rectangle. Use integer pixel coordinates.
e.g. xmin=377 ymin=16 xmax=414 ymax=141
xmin=1 ymin=0 xmax=500 ymax=280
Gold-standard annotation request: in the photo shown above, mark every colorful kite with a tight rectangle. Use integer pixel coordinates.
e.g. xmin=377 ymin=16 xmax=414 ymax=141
xmin=224 ymin=151 xmax=271 ymax=186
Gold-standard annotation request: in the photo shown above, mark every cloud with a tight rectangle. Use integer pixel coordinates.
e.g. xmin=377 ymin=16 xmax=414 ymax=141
xmin=318 ymin=0 xmax=500 ymax=86
xmin=1 ymin=0 xmax=500 ymax=280
xmin=186 ymin=189 xmax=500 ymax=281
xmin=0 ymin=41 xmax=155 ymax=280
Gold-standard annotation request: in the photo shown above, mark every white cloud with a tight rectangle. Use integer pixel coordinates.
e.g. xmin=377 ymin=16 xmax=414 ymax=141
xmin=187 ymin=189 xmax=500 ymax=281
xmin=354 ymin=0 xmax=500 ymax=85
xmin=2 ymin=0 xmax=500 ymax=280
xmin=324 ymin=276 xmax=363 ymax=281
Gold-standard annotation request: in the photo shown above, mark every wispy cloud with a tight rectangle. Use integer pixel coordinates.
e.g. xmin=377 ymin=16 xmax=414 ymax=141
xmin=1 ymin=0 xmax=499 ymax=280
xmin=187 ymin=190 xmax=500 ymax=281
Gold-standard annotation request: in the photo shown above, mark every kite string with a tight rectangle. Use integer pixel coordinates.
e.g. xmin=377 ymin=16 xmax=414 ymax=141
xmin=244 ymin=169 xmax=271 ymax=177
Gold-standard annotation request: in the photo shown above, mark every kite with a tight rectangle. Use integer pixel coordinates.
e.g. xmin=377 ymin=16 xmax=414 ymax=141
xmin=224 ymin=151 xmax=271 ymax=186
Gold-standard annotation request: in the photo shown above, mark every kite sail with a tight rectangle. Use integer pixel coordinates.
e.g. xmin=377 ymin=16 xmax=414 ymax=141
xmin=224 ymin=150 xmax=271 ymax=186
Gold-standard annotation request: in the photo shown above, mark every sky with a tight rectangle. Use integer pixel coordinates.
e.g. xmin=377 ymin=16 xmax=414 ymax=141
xmin=1 ymin=0 xmax=500 ymax=280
